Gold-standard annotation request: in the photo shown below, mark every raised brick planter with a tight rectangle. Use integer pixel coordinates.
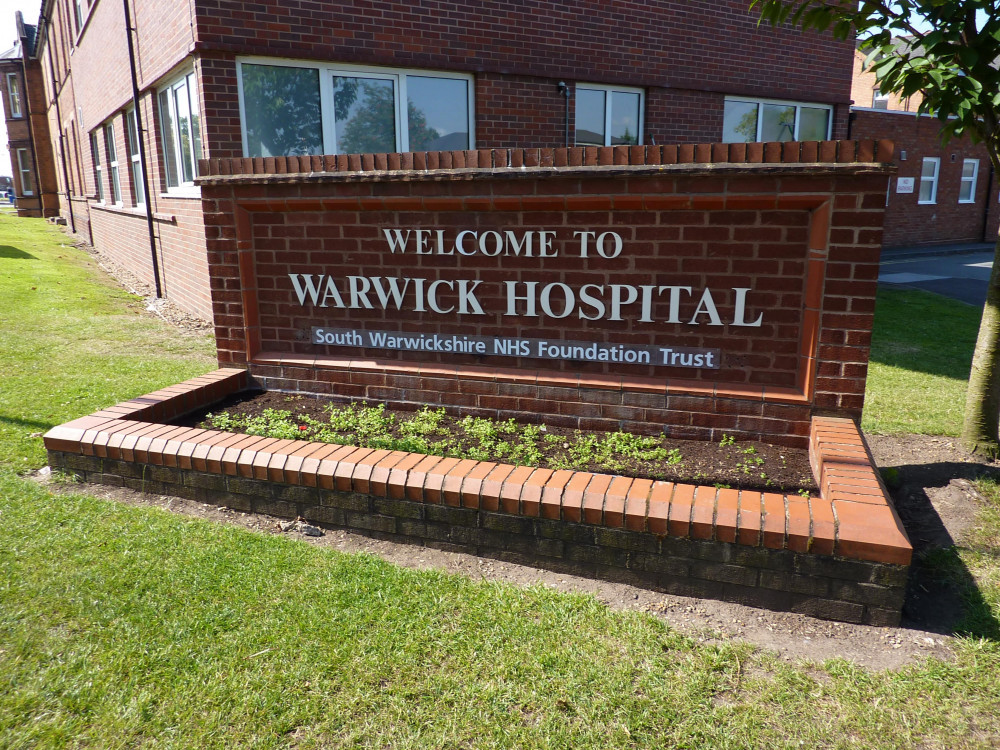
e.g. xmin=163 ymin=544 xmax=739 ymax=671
xmin=44 ymin=369 xmax=912 ymax=626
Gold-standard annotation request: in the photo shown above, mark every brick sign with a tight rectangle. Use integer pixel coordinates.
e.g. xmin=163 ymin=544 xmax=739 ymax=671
xmin=200 ymin=141 xmax=891 ymax=447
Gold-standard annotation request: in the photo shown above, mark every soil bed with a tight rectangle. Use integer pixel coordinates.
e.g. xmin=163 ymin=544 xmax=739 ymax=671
xmin=180 ymin=390 xmax=817 ymax=493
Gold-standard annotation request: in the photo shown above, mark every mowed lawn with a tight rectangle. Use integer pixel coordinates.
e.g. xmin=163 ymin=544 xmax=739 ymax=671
xmin=1 ymin=213 xmax=1000 ymax=748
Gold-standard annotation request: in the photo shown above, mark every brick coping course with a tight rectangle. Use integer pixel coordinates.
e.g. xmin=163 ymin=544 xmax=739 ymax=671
xmin=195 ymin=139 xmax=895 ymax=184
xmin=44 ymin=368 xmax=911 ymax=570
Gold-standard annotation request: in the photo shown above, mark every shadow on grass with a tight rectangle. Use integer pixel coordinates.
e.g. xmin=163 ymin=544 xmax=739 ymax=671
xmin=890 ymin=461 xmax=1000 ymax=640
xmin=0 ymin=413 xmax=57 ymax=431
xmin=0 ymin=245 xmax=37 ymax=260
xmin=869 ymin=287 xmax=979 ymax=380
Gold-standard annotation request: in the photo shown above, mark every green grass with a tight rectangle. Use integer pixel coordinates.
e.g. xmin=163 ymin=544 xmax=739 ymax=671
xmin=0 ymin=214 xmax=215 ymax=469
xmin=863 ymin=286 xmax=982 ymax=435
xmin=1 ymin=214 xmax=1000 ymax=747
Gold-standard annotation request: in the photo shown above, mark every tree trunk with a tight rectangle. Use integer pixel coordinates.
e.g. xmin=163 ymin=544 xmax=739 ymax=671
xmin=962 ymin=233 xmax=1000 ymax=456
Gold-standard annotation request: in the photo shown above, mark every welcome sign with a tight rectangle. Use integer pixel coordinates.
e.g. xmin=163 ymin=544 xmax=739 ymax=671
xmin=275 ymin=219 xmax=789 ymax=382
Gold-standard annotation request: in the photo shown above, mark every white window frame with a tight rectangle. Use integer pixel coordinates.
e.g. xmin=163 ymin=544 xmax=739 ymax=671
xmin=919 ymin=157 xmax=940 ymax=205
xmin=6 ymin=73 xmax=22 ymax=118
xmin=106 ymin=121 xmax=122 ymax=206
xmin=158 ymin=69 xmax=202 ymax=195
xmin=574 ymin=83 xmax=645 ymax=146
xmin=74 ymin=0 xmax=85 ymax=34
xmin=125 ymin=107 xmax=145 ymax=207
xmin=91 ymin=132 xmax=104 ymax=203
xmin=722 ymin=96 xmax=834 ymax=142
xmin=235 ymin=57 xmax=476 ymax=157
xmin=16 ymin=148 xmax=33 ymax=196
xmin=959 ymin=158 xmax=979 ymax=204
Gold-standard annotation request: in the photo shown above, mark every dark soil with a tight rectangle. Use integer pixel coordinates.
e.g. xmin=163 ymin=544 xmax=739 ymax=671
xmin=181 ymin=389 xmax=818 ymax=493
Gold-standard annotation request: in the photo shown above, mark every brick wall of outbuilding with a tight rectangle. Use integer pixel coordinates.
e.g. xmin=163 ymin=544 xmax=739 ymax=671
xmin=851 ymin=108 xmax=1000 ymax=247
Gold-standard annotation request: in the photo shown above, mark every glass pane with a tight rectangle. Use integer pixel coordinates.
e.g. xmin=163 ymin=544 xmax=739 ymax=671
xmin=722 ymin=100 xmax=758 ymax=143
xmin=610 ymin=91 xmax=640 ymax=145
xmin=106 ymin=124 xmax=117 ymax=162
xmin=761 ymin=104 xmax=795 ymax=142
xmin=18 ymin=150 xmax=33 ymax=193
xmin=963 ymin=160 xmax=978 ymax=179
xmin=798 ymin=107 xmax=829 ymax=141
xmin=333 ymin=76 xmax=396 ymax=154
xmin=173 ymin=79 xmax=194 ymax=183
xmin=242 ymin=64 xmax=322 ymax=158
xmin=407 ymin=76 xmax=468 ymax=151
xmin=575 ymin=88 xmax=605 ymax=146
xmin=919 ymin=180 xmax=935 ymax=202
xmin=159 ymin=89 xmax=178 ymax=187
xmin=111 ymin=164 xmax=121 ymax=203
xmin=132 ymin=161 xmax=145 ymax=206
xmin=921 ymin=159 xmax=938 ymax=179
xmin=126 ymin=110 xmax=138 ymax=155
xmin=960 ymin=181 xmax=974 ymax=202
xmin=188 ymin=73 xmax=202 ymax=178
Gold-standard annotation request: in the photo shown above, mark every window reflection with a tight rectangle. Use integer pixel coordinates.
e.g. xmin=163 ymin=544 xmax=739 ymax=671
xmin=407 ymin=76 xmax=469 ymax=151
xmin=334 ymin=76 xmax=396 ymax=154
xmin=242 ymin=64 xmax=322 ymax=158
xmin=575 ymin=88 xmax=606 ymax=146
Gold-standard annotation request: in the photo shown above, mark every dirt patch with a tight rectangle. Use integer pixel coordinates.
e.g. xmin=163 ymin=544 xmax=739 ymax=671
xmin=181 ymin=389 xmax=818 ymax=493
xmin=866 ymin=433 xmax=1000 ymax=637
xmin=37 ymin=431 xmax=999 ymax=670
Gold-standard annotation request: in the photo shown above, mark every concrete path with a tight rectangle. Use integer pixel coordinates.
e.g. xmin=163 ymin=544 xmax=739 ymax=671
xmin=878 ymin=241 xmax=995 ymax=306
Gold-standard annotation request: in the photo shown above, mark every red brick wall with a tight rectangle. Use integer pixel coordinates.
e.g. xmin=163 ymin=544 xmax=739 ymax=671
xmin=194 ymin=0 xmax=854 ymax=156
xmin=198 ymin=141 xmax=891 ymax=447
xmin=851 ymin=108 xmax=1000 ymax=247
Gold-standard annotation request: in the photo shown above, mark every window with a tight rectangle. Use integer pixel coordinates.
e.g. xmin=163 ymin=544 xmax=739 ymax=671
xmin=16 ymin=148 xmax=33 ymax=195
xmin=722 ymin=98 xmax=833 ymax=142
xmin=73 ymin=0 xmax=85 ymax=34
xmin=105 ymin=122 xmax=122 ymax=205
xmin=7 ymin=73 xmax=22 ymax=118
xmin=872 ymin=89 xmax=889 ymax=109
xmin=125 ymin=108 xmax=145 ymax=207
xmin=237 ymin=59 xmax=474 ymax=157
xmin=919 ymin=157 xmax=940 ymax=204
xmin=91 ymin=132 xmax=104 ymax=202
xmin=959 ymin=159 xmax=979 ymax=204
xmin=158 ymin=71 xmax=202 ymax=189
xmin=575 ymin=84 xmax=643 ymax=146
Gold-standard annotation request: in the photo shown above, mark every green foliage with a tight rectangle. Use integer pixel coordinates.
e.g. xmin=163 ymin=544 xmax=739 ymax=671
xmin=207 ymin=405 xmax=686 ymax=476
xmin=751 ymin=0 xmax=1000 ymax=156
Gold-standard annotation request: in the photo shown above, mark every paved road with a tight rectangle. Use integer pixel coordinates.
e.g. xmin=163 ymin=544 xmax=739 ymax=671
xmin=878 ymin=249 xmax=994 ymax=306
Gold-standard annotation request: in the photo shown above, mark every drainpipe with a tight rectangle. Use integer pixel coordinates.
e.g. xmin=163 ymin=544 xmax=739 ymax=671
xmin=40 ymin=11 xmax=76 ymax=233
xmin=557 ymin=81 xmax=570 ymax=148
xmin=123 ymin=0 xmax=162 ymax=298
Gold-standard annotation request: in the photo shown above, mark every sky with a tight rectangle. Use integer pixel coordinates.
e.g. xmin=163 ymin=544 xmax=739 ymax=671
xmin=0 ymin=0 xmax=41 ymax=178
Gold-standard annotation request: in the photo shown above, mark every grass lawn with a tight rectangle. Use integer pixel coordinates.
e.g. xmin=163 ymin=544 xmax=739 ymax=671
xmin=863 ymin=286 xmax=981 ymax=436
xmin=1 ymin=213 xmax=999 ymax=748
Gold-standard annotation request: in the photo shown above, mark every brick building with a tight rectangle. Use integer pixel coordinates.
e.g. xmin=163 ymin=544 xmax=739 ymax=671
xmin=20 ymin=0 xmax=855 ymax=320
xmin=0 ymin=12 xmax=58 ymax=218
xmin=849 ymin=43 xmax=1000 ymax=248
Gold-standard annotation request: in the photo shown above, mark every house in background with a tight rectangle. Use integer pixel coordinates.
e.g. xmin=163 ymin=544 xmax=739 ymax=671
xmin=15 ymin=0 xmax=854 ymax=321
xmin=848 ymin=40 xmax=1000 ymax=248
xmin=0 ymin=12 xmax=58 ymax=218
